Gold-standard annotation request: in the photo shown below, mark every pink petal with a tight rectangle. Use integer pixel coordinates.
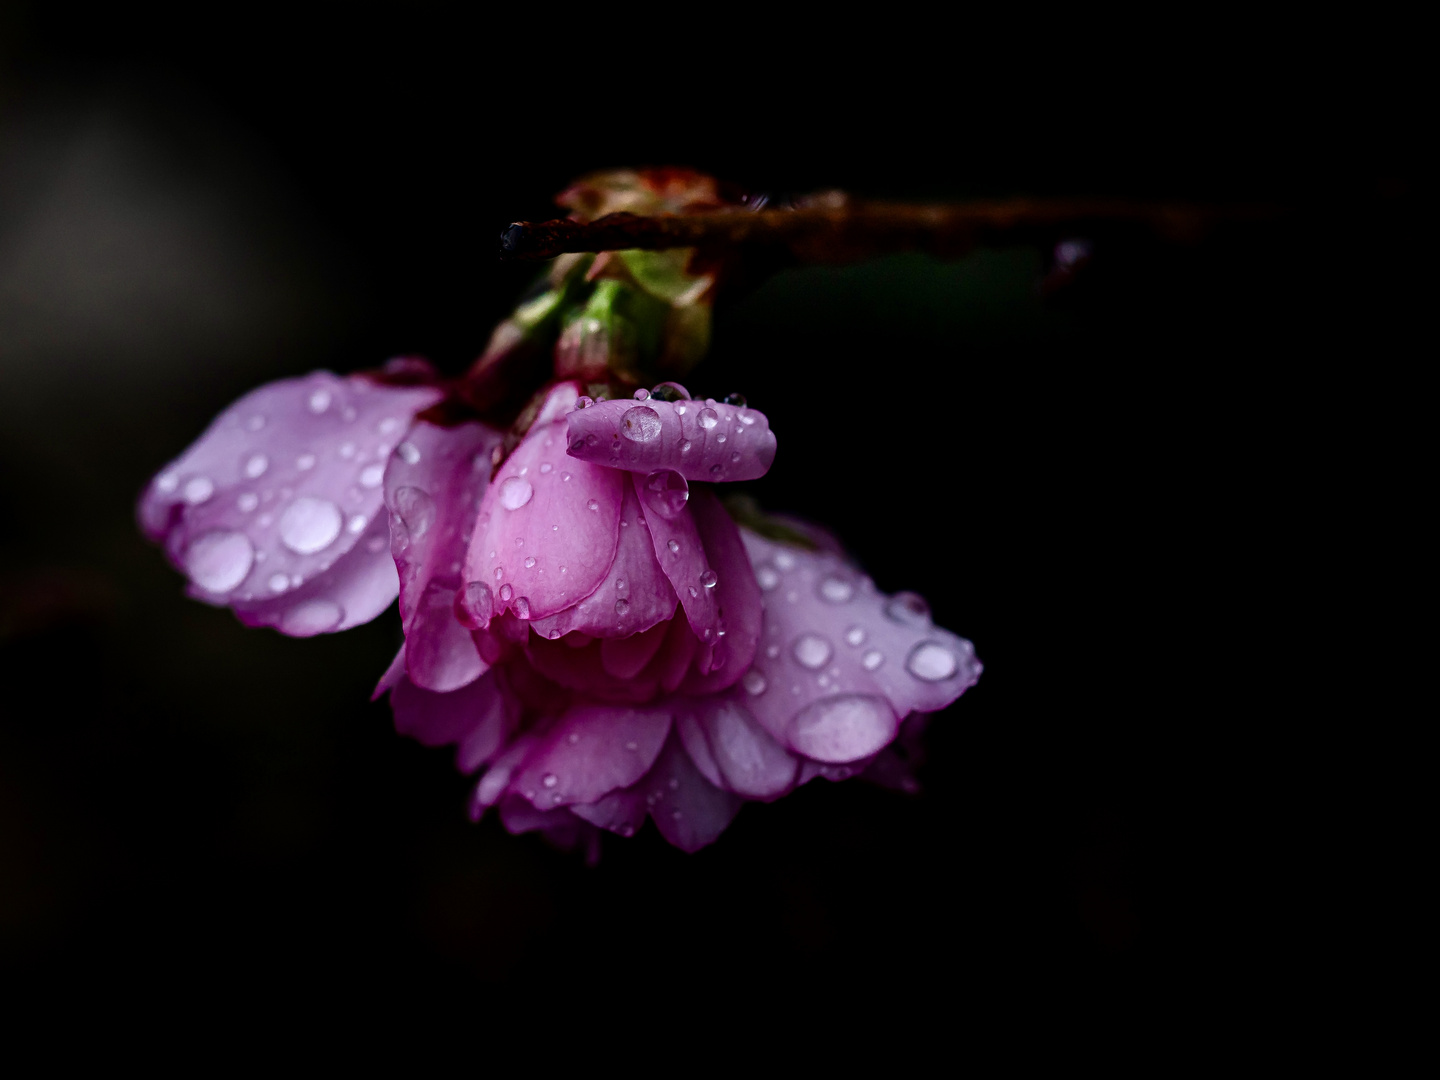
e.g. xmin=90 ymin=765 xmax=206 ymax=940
xmin=390 ymin=668 xmax=517 ymax=775
xmin=497 ymin=794 xmax=589 ymax=852
xmin=465 ymin=416 xmax=622 ymax=622
xmin=384 ymin=419 xmax=503 ymax=691
xmin=736 ymin=529 xmax=981 ymax=763
xmin=569 ymin=786 xmax=648 ymax=838
xmin=139 ymin=369 xmax=443 ymax=634
xmin=639 ymin=477 xmax=722 ymax=651
xmin=471 ymin=732 xmax=542 ymax=817
xmin=640 ymin=734 xmax=743 ymax=852
xmin=652 ymin=614 xmax=699 ymax=693
xmin=676 ymin=488 xmax=763 ymax=694
xmin=523 ymin=634 xmax=662 ymax=704
xmin=565 ymin=397 xmax=776 ymax=482
xmin=373 ymin=643 xmax=408 ymax=700
xmin=533 ymin=380 xmax=582 ymax=425
xmin=599 ymin=620 xmax=670 ymax=678
xmin=682 ymin=695 xmax=799 ymax=800
xmin=507 ymin=702 xmax=672 ymax=810
xmin=525 ymin=477 xmax=677 ymax=640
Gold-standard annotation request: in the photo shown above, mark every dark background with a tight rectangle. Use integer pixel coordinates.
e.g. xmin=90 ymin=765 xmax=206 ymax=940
xmin=0 ymin=6 xmax=1419 ymax=1028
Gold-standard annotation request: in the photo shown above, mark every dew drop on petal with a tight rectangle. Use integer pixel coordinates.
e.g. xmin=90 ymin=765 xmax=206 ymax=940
xmin=308 ymin=389 xmax=331 ymax=413
xmin=688 ymin=586 xmax=698 ymax=598
xmin=458 ymin=581 xmax=494 ymax=627
xmin=862 ymin=650 xmax=884 ymax=671
xmin=540 ymin=462 xmax=552 ymax=474
xmin=680 ymin=440 xmax=692 ymax=453
xmin=845 ymin=626 xmax=866 ymax=647
xmin=391 ymin=486 xmax=436 ymax=539
xmin=575 ymin=395 xmax=594 ymax=410
xmin=268 ymin=572 xmax=290 ymax=593
xmin=819 ymin=576 xmax=855 ymax=603
xmin=499 ymin=583 xmax=513 ymax=602
xmin=587 ymin=499 xmax=599 ymax=512
xmin=237 ymin=492 xmax=259 ymax=513
xmin=244 ymin=454 xmax=268 ymax=479
xmin=359 ymin=464 xmax=385 ymax=488
xmin=700 ymin=570 xmax=717 ymax=589
xmin=884 ymin=592 xmax=931 ymax=628
xmin=766 ymin=644 xmax=780 ymax=659
xmin=642 ymin=469 xmax=689 ymax=519
xmin=281 ymin=598 xmax=344 ymax=635
xmin=493 ymin=567 xmax=504 ymax=581
xmin=906 ymin=641 xmax=959 ymax=681
xmin=698 ymin=408 xmax=718 ymax=430
xmin=632 ymin=388 xmax=650 ymax=400
xmin=615 ymin=598 xmax=629 ymax=615
xmin=499 ymin=476 xmax=534 ymax=510
xmin=542 ymin=773 xmax=558 ymax=788
xmin=743 ymin=670 xmax=767 ymax=696
xmin=339 ymin=442 xmax=356 ymax=459
xmin=756 ymin=566 xmax=780 ymax=591
xmin=245 ymin=416 xmax=266 ymax=432
xmin=347 ymin=514 xmax=367 ymax=535
xmin=278 ymin=497 xmax=342 ymax=554
xmin=792 ymin=634 xmax=833 ymax=670
xmin=397 ymin=441 xmax=420 ymax=465
xmin=774 ymin=552 xmax=796 ymax=571
xmin=184 ymin=531 xmax=253 ymax=593
xmin=183 ymin=477 xmax=214 ymax=505
xmin=667 ymin=539 xmax=680 ymax=554
xmin=513 ymin=597 xmax=531 ymax=619
xmin=296 ymin=453 xmax=316 ymax=471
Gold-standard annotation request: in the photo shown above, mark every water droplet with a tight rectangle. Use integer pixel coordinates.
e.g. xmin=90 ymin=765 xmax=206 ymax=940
xmin=756 ymin=566 xmax=780 ymax=591
xmin=237 ymin=492 xmax=259 ymax=513
xmin=641 ymin=469 xmax=689 ymax=519
xmin=279 ymin=496 xmax=342 ymax=554
xmin=625 ymin=741 xmax=639 ymax=751
xmin=680 ymin=440 xmax=692 ymax=453
xmin=619 ymin=824 xmax=635 ymax=837
xmin=499 ymin=583 xmax=513 ymax=602
xmin=359 ymin=464 xmax=385 ymax=488
xmin=542 ymin=773 xmax=558 ymax=788
xmin=514 ymin=536 xmax=524 ymax=547
xmin=788 ymin=694 xmax=892 ymax=762
xmin=296 ymin=453 xmax=316 ymax=471
xmin=575 ymin=395 xmax=594 ymax=410
xmin=845 ymin=626 xmax=866 ymax=647
xmin=671 ymin=809 xmax=683 ymax=820
xmin=377 ymin=417 xmax=400 ymax=435
xmin=458 ymin=582 xmax=494 ymax=627
xmin=366 ymin=536 xmax=386 ymax=553
xmin=766 ymin=644 xmax=780 ymax=659
xmin=184 ymin=531 xmax=253 ymax=593
xmin=561 ymin=472 xmax=571 ymax=482
xmin=723 ymin=392 xmax=747 ymax=407
xmin=667 ymin=539 xmax=680 ymax=554
xmin=539 ymin=462 xmax=552 ymax=474
xmin=615 ymin=598 xmax=629 ymax=615
xmin=774 ymin=552 xmax=797 ymax=571
xmin=568 ymin=732 xmax=580 ymax=744
xmin=819 ymin=576 xmax=855 ymax=603
xmin=616 ymin=578 xmax=627 ymax=591
xmin=743 ymin=670 xmax=767 ymax=695
xmin=585 ymin=433 xmax=598 ymax=447
xmin=884 ymin=592 xmax=931 ymax=628
xmin=738 ymin=411 xmax=757 ymax=426
xmin=397 ymin=441 xmax=420 ymax=465
xmin=182 ymin=477 xmax=214 ymax=505
xmin=551 ymin=524 xmax=559 ymax=531
xmin=632 ymin=387 xmax=650 ymax=400
xmin=499 ymin=476 xmax=534 ymax=510
xmin=700 ymin=570 xmax=718 ymax=589
xmin=282 ymin=599 xmax=344 ymax=635
xmin=621 ymin=405 xmax=662 ymax=442
xmin=347 ymin=514 xmax=367 ymax=534
xmin=716 ymin=433 xmax=726 ymax=444
xmin=560 ymin=566 xmax=567 ymax=574
xmin=392 ymin=486 xmax=435 ymax=539
xmin=339 ymin=442 xmax=356 ymax=459
xmin=698 ymin=407 xmax=718 ymax=430
xmin=649 ymin=381 xmax=688 ymax=402
xmin=906 ymin=641 xmax=959 ymax=681
xmin=792 ymin=634 xmax=833 ymax=669
xmin=862 ymin=650 xmax=884 ymax=671
xmin=493 ymin=567 xmax=504 ymax=581
xmin=731 ymin=452 xmax=741 ymax=462
xmin=244 ymin=454 xmax=268 ymax=479
xmin=245 ymin=416 xmax=265 ymax=432
xmin=586 ymin=499 xmax=599 ymax=512
xmin=269 ymin=572 xmax=289 ymax=593
xmin=676 ymin=406 xmax=687 ymax=416
xmin=688 ymin=586 xmax=698 ymax=598
xmin=308 ymin=389 xmax=331 ymax=413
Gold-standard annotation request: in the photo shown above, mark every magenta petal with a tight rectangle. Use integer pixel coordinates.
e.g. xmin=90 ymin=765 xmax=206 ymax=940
xmin=373 ymin=644 xmax=408 ymax=700
xmin=139 ymin=370 xmax=442 ymax=634
xmin=677 ymin=488 xmax=763 ymax=694
xmin=641 ymin=734 xmax=743 ymax=852
xmin=497 ymin=794 xmax=587 ymax=845
xmin=465 ymin=417 xmax=622 ymax=622
xmin=685 ymin=694 xmax=799 ymax=800
xmin=523 ymin=635 xmax=661 ymax=704
xmin=384 ymin=419 xmax=503 ymax=691
xmin=565 ymin=397 xmax=777 ymax=482
xmin=507 ymin=702 xmax=672 ymax=809
xmin=737 ymin=529 xmax=981 ymax=763
xmin=599 ymin=621 xmax=670 ymax=679
xmin=526 ymin=477 xmax=677 ymax=640
xmin=639 ymin=478 xmax=721 ymax=650
xmin=675 ymin=711 xmax=726 ymax=789
xmin=390 ymin=668 xmax=516 ymax=773
xmin=569 ymin=787 xmax=648 ymax=837
xmin=471 ymin=732 xmax=542 ymax=817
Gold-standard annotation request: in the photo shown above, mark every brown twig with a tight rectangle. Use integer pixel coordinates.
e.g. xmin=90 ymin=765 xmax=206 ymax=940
xmin=498 ymin=198 xmax=1285 ymax=262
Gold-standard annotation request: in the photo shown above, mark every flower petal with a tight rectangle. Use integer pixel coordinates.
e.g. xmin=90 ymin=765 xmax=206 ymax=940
xmin=682 ymin=695 xmax=799 ymax=800
xmin=569 ymin=786 xmax=648 ymax=837
xmin=736 ymin=530 xmax=981 ymax=763
xmin=466 ymin=417 xmax=622 ymax=622
xmin=385 ymin=419 xmax=503 ymax=691
xmin=507 ymin=702 xmax=672 ymax=810
xmin=639 ymin=480 xmax=722 ymax=651
xmin=525 ymin=477 xmax=677 ymax=640
xmin=139 ymin=369 xmax=442 ymax=634
xmin=565 ymin=397 xmax=776 ymax=482
xmin=676 ymin=487 xmax=763 ymax=694
xmin=522 ymin=634 xmax=662 ymax=704
xmin=640 ymin=734 xmax=743 ymax=852
xmin=390 ymin=668 xmax=518 ymax=774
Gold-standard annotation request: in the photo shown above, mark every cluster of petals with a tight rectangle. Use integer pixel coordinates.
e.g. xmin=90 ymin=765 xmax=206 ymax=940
xmin=142 ymin=368 xmax=981 ymax=853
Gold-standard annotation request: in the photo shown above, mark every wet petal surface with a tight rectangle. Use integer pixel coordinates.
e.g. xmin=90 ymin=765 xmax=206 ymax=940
xmin=565 ymin=397 xmax=776 ymax=482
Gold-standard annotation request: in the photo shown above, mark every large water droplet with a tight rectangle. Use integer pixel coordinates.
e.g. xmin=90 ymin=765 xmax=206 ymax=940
xmin=632 ymin=388 xmax=650 ymax=400
xmin=743 ymin=670 xmax=767 ymax=696
xmin=282 ymin=598 xmax=344 ymax=635
xmin=575 ymin=395 xmax=594 ymax=410
xmin=884 ymin=592 xmax=931 ymax=628
xmin=244 ymin=454 xmax=268 ymax=479
xmin=622 ymin=405 xmax=662 ymax=442
xmin=650 ymin=381 xmax=689 ymax=402
xmin=278 ymin=497 xmax=342 ymax=554
xmin=524 ymin=556 xmax=536 ymax=569
xmin=792 ymin=634 xmax=833 ymax=669
xmin=457 ymin=581 xmax=494 ymax=627
xmin=587 ymin=499 xmax=599 ymax=512
xmin=182 ymin=477 xmax=214 ymax=505
xmin=184 ymin=531 xmax=253 ymax=593
xmin=788 ymin=693 xmax=894 ymax=763
xmin=641 ymin=469 xmax=689 ymax=519
xmin=680 ymin=440 xmax=692 ymax=453
xmin=697 ymin=408 xmax=718 ymax=430
xmin=700 ymin=569 xmax=718 ymax=589
xmin=499 ymin=583 xmax=513 ymax=602
xmin=392 ymin=486 xmax=435 ymax=539
xmin=615 ymin=598 xmax=629 ymax=615
xmin=359 ymin=464 xmax=385 ymax=488
xmin=756 ymin=566 xmax=780 ymax=591
xmin=906 ymin=641 xmax=959 ymax=681
xmin=722 ymin=392 xmax=747 ymax=407
xmin=513 ymin=596 xmax=531 ymax=619
xmin=819 ymin=576 xmax=854 ymax=603
xmin=862 ymin=650 xmax=884 ymax=671
xmin=308 ymin=389 xmax=331 ymax=413
xmin=499 ymin=476 xmax=534 ymax=510
xmin=397 ymin=441 xmax=420 ymax=465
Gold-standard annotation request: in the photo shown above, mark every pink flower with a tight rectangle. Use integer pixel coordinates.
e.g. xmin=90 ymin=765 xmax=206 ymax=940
xmin=381 ymin=381 xmax=981 ymax=854
xmin=137 ymin=360 xmax=449 ymax=636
